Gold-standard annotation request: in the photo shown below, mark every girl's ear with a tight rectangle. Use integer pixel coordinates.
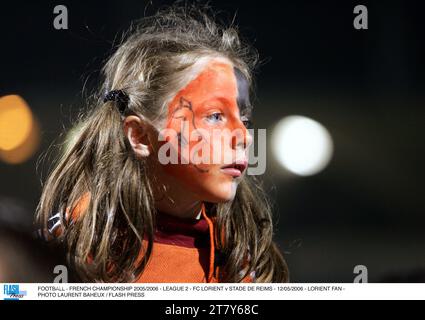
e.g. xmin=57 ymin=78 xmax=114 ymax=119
xmin=123 ymin=115 xmax=151 ymax=158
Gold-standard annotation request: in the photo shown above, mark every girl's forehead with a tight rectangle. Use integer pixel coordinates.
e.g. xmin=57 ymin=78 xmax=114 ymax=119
xmin=164 ymin=57 xmax=251 ymax=123
xmin=178 ymin=60 xmax=238 ymax=98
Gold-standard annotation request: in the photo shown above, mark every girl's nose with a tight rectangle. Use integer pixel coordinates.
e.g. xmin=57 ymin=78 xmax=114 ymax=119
xmin=231 ymin=122 xmax=253 ymax=150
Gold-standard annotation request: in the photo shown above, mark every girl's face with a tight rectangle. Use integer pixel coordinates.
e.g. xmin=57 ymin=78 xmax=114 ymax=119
xmin=158 ymin=59 xmax=252 ymax=203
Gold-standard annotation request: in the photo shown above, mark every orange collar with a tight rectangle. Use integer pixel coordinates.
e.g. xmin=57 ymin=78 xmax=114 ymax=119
xmin=200 ymin=202 xmax=217 ymax=282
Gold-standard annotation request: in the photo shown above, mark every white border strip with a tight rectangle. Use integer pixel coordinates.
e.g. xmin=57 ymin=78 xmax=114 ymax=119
xmin=1 ymin=283 xmax=425 ymax=300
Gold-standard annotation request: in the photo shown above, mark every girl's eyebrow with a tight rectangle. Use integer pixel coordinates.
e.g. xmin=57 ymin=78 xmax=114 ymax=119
xmin=199 ymin=96 xmax=253 ymax=118
xmin=207 ymin=96 xmax=253 ymax=118
xmin=199 ymin=96 xmax=233 ymax=107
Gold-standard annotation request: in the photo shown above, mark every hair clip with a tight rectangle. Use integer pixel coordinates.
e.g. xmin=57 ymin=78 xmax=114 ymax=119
xmin=103 ymin=90 xmax=129 ymax=114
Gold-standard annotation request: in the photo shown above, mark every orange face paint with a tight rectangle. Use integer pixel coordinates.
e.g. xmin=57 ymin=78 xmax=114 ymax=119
xmin=160 ymin=60 xmax=253 ymax=202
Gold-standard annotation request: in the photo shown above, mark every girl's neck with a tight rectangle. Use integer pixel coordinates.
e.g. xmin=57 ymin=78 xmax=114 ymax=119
xmin=156 ymin=199 xmax=203 ymax=219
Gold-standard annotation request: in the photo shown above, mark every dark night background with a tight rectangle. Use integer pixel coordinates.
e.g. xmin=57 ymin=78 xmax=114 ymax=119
xmin=0 ymin=0 xmax=424 ymax=282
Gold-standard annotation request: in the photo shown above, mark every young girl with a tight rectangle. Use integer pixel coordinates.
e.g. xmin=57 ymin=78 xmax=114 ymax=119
xmin=36 ymin=5 xmax=288 ymax=283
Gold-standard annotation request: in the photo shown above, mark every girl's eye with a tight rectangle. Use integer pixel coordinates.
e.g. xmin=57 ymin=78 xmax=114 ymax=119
xmin=206 ymin=112 xmax=224 ymax=123
xmin=241 ymin=118 xmax=253 ymax=129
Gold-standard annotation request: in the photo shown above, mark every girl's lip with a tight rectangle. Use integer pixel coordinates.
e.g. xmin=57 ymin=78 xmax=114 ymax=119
xmin=220 ymin=160 xmax=248 ymax=177
xmin=220 ymin=167 xmax=243 ymax=177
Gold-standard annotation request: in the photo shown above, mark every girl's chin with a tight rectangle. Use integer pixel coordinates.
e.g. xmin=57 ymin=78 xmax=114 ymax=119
xmin=199 ymin=181 xmax=238 ymax=203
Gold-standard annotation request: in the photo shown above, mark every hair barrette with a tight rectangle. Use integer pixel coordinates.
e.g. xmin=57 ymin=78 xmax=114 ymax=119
xmin=103 ymin=89 xmax=129 ymax=114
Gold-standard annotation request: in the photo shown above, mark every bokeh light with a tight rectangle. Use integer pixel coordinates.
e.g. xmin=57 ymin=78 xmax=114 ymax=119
xmin=272 ymin=115 xmax=333 ymax=176
xmin=0 ymin=95 xmax=40 ymax=164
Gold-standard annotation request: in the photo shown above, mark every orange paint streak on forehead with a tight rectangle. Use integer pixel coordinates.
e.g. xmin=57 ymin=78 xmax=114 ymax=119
xmin=167 ymin=60 xmax=238 ymax=120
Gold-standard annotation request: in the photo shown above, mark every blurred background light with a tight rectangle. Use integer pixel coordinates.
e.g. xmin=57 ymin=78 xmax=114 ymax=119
xmin=272 ymin=115 xmax=333 ymax=176
xmin=0 ymin=95 xmax=32 ymax=151
xmin=0 ymin=95 xmax=40 ymax=164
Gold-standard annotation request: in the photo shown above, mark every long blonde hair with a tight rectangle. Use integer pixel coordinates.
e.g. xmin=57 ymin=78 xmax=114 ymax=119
xmin=36 ymin=4 xmax=288 ymax=283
